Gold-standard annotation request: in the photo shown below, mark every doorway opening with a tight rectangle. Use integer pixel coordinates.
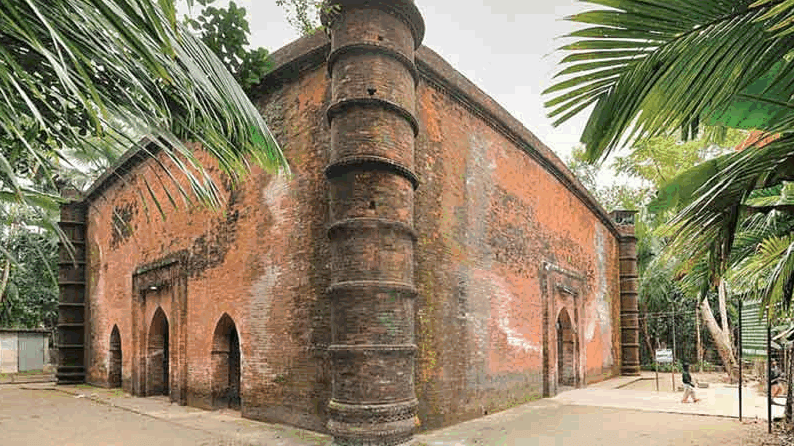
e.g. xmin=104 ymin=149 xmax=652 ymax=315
xmin=557 ymin=308 xmax=575 ymax=387
xmin=109 ymin=325 xmax=122 ymax=388
xmin=211 ymin=314 xmax=241 ymax=410
xmin=147 ymin=308 xmax=169 ymax=396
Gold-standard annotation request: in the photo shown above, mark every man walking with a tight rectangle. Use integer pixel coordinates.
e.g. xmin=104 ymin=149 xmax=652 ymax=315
xmin=681 ymin=363 xmax=700 ymax=403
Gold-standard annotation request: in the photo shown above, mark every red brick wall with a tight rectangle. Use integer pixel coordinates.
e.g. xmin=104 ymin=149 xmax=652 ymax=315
xmin=84 ymin=65 xmax=333 ymax=432
xmin=413 ymin=78 xmax=621 ymax=429
xmin=82 ymin=32 xmax=623 ymax=435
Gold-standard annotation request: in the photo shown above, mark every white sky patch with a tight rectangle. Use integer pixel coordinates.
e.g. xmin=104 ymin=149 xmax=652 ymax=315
xmin=181 ymin=1 xmax=603 ymax=173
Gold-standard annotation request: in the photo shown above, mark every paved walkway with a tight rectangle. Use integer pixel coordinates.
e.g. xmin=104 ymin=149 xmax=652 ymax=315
xmin=8 ymin=373 xmax=778 ymax=446
xmin=15 ymin=383 xmax=329 ymax=446
xmin=554 ymin=372 xmax=783 ymax=420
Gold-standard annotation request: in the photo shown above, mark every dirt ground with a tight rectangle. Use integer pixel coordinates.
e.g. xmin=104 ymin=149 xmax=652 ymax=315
xmin=0 ymin=385 xmax=223 ymax=446
xmin=1 ymin=383 xmax=790 ymax=446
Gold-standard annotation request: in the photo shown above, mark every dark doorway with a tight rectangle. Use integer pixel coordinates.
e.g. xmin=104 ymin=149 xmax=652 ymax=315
xmin=557 ymin=308 xmax=575 ymax=387
xmin=212 ymin=314 xmax=241 ymax=410
xmin=109 ymin=325 xmax=122 ymax=388
xmin=147 ymin=308 xmax=169 ymax=396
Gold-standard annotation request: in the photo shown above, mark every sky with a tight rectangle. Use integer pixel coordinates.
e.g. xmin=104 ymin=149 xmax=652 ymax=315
xmin=222 ymin=0 xmax=596 ymax=165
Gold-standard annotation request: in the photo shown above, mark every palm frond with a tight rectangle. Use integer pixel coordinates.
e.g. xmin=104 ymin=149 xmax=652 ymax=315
xmin=0 ymin=0 xmax=288 ymax=216
xmin=546 ymin=0 xmax=794 ymax=161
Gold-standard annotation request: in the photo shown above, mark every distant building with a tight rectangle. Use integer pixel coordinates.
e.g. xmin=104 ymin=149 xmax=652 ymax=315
xmin=1 ymin=328 xmax=50 ymax=374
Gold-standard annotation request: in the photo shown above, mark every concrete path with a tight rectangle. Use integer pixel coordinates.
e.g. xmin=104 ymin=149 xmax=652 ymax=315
xmin=414 ymin=402 xmax=767 ymax=446
xmin=6 ymin=374 xmax=777 ymax=446
xmin=13 ymin=383 xmax=329 ymax=446
xmin=553 ymin=372 xmax=783 ymax=420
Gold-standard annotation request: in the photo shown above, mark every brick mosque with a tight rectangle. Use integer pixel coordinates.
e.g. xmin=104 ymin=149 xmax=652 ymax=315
xmin=56 ymin=1 xmax=640 ymax=445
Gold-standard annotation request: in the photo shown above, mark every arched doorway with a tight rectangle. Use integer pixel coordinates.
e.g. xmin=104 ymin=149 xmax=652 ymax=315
xmin=147 ymin=308 xmax=169 ymax=396
xmin=557 ymin=308 xmax=576 ymax=387
xmin=211 ymin=314 xmax=241 ymax=410
xmin=109 ymin=325 xmax=122 ymax=388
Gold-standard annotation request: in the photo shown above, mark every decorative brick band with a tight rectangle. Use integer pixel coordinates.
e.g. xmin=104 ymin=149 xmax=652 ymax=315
xmin=327 ymin=423 xmax=414 ymax=446
xmin=326 ymin=280 xmax=418 ymax=297
xmin=328 ymin=399 xmax=418 ymax=417
xmin=328 ymin=43 xmax=419 ymax=85
xmin=327 ymin=218 xmax=418 ymax=242
xmin=327 ymin=98 xmax=419 ymax=137
xmin=327 ymin=344 xmax=418 ymax=355
xmin=325 ymin=155 xmax=419 ymax=190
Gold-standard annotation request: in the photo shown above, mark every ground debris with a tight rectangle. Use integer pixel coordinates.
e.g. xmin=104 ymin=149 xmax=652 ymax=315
xmin=756 ymin=421 xmax=794 ymax=445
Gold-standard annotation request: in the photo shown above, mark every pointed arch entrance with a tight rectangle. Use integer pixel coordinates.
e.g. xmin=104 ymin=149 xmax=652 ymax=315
xmin=211 ymin=314 xmax=241 ymax=410
xmin=541 ymin=262 xmax=585 ymax=397
xmin=109 ymin=325 xmax=122 ymax=388
xmin=147 ymin=308 xmax=169 ymax=396
xmin=556 ymin=308 xmax=576 ymax=387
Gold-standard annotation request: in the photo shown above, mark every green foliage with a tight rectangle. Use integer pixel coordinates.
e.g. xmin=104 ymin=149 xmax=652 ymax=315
xmin=546 ymin=1 xmax=794 ymax=161
xmin=566 ymin=145 xmax=654 ymax=213
xmin=614 ymin=131 xmax=745 ymax=190
xmin=184 ymin=1 xmax=271 ymax=96
xmin=275 ymin=0 xmax=324 ymax=35
xmin=0 ymin=0 xmax=287 ymax=247
xmin=567 ymin=131 xmax=745 ymax=367
xmin=550 ymin=0 xmax=794 ymax=323
xmin=0 ymin=228 xmax=58 ymax=329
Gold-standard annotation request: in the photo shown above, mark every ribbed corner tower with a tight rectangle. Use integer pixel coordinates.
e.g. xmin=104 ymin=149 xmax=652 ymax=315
xmin=321 ymin=1 xmax=425 ymax=444
xmin=610 ymin=210 xmax=640 ymax=376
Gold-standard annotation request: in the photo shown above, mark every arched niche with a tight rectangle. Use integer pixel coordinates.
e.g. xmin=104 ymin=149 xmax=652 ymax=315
xmin=211 ymin=314 xmax=241 ymax=410
xmin=146 ymin=307 xmax=169 ymax=396
xmin=109 ymin=325 xmax=122 ymax=388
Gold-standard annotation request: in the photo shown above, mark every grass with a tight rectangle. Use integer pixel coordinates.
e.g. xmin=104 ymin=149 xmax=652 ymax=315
xmin=0 ymin=369 xmax=52 ymax=380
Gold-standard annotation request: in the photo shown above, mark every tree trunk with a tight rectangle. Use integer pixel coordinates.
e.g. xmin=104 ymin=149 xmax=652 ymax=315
xmin=786 ymin=343 xmax=793 ymax=423
xmin=0 ymin=259 xmax=9 ymax=314
xmin=701 ymin=294 xmax=738 ymax=382
xmin=696 ymin=307 xmax=703 ymax=373
xmin=717 ymin=279 xmax=734 ymax=355
xmin=640 ymin=313 xmax=654 ymax=363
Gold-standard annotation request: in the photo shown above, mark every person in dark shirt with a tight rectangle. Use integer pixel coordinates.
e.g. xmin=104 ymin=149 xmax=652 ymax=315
xmin=771 ymin=359 xmax=785 ymax=399
xmin=681 ymin=363 xmax=700 ymax=403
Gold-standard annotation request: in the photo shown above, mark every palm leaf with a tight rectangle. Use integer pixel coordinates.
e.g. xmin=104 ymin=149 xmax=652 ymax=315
xmin=0 ymin=0 xmax=288 ymax=216
xmin=546 ymin=0 xmax=794 ymax=161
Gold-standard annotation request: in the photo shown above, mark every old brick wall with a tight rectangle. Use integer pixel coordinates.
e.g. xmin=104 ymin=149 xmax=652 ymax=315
xmin=413 ymin=55 xmax=622 ymax=429
xmin=81 ymin=29 xmax=624 ymax=436
xmin=83 ymin=62 xmax=332 ymax=431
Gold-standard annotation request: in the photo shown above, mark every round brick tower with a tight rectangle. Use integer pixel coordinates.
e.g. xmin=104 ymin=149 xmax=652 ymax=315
xmin=321 ymin=1 xmax=424 ymax=444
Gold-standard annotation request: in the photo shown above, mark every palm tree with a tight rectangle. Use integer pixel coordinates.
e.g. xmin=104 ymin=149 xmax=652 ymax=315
xmin=1 ymin=0 xmax=288 ymax=234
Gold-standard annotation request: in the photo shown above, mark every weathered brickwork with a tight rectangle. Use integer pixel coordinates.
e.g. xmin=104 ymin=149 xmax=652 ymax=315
xmin=65 ymin=3 xmax=631 ymax=441
xmin=81 ymin=63 xmax=333 ymax=432
xmin=412 ymin=77 xmax=622 ymax=429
